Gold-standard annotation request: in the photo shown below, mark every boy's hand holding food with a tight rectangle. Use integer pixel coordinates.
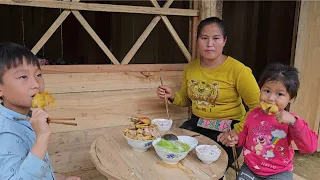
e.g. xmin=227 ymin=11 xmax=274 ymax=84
xmin=30 ymin=108 xmax=51 ymax=160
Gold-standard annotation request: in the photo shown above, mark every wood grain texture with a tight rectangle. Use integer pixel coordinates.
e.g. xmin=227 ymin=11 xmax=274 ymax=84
xmin=290 ymin=1 xmax=320 ymax=151
xmin=90 ymin=127 xmax=228 ymax=180
xmin=41 ymin=64 xmax=186 ymax=74
xmin=44 ymin=71 xmax=183 ymax=93
xmin=0 ymin=0 xmax=198 ymax=16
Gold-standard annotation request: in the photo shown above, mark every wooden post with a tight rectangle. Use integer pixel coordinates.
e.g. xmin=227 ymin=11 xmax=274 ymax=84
xmin=191 ymin=0 xmax=199 ymax=60
xmin=199 ymin=0 xmax=223 ymax=21
xmin=290 ymin=1 xmax=320 ymax=151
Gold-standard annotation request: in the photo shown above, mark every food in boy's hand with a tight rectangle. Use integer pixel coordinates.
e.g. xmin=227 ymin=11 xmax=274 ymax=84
xmin=260 ymin=101 xmax=278 ymax=115
xmin=156 ymin=138 xmax=190 ymax=153
xmin=32 ymin=91 xmax=55 ymax=109
xmin=123 ymin=116 xmax=160 ymax=140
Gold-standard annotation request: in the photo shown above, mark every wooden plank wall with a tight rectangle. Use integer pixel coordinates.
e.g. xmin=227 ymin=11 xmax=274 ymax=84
xmin=222 ymin=1 xmax=296 ymax=79
xmin=290 ymin=1 xmax=320 ymax=151
xmin=43 ymin=66 xmax=188 ymax=178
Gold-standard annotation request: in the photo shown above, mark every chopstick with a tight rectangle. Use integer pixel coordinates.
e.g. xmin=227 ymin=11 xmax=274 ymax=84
xmin=228 ymin=126 xmax=240 ymax=174
xmin=232 ymin=146 xmax=240 ymax=174
xmin=14 ymin=117 xmax=75 ymax=121
xmin=160 ymin=70 xmax=170 ymax=120
xmin=13 ymin=117 xmax=77 ymax=126
xmin=48 ymin=121 xmax=77 ymax=126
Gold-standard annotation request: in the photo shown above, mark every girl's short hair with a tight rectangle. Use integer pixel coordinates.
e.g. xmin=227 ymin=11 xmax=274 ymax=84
xmin=0 ymin=43 xmax=39 ymax=84
xmin=258 ymin=63 xmax=300 ymax=99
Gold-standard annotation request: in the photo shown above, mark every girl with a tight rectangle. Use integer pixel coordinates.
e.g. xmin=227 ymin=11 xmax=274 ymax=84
xmin=227 ymin=63 xmax=318 ymax=180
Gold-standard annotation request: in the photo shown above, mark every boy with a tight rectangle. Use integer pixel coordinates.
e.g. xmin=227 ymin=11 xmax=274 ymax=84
xmin=0 ymin=43 xmax=80 ymax=180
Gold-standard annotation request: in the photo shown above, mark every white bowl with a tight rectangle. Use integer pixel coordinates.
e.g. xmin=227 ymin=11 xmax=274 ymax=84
xmin=196 ymin=145 xmax=221 ymax=164
xmin=178 ymin=136 xmax=198 ymax=151
xmin=123 ymin=134 xmax=153 ymax=152
xmin=152 ymin=138 xmax=190 ymax=164
xmin=152 ymin=118 xmax=173 ymax=132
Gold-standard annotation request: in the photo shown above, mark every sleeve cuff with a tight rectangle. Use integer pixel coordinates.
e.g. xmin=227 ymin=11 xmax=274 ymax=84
xmin=168 ymin=92 xmax=179 ymax=105
xmin=20 ymin=152 xmax=49 ymax=178
xmin=289 ymin=116 xmax=306 ymax=133
xmin=233 ymin=123 xmax=241 ymax=133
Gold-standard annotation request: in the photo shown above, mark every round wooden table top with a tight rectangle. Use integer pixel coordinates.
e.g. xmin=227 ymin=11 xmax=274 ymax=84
xmin=89 ymin=126 xmax=228 ymax=180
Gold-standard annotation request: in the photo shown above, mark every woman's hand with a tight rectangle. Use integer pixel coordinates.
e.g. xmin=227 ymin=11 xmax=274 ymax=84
xmin=217 ymin=129 xmax=237 ymax=146
xmin=157 ymin=85 xmax=174 ymax=101
xmin=227 ymin=134 xmax=239 ymax=147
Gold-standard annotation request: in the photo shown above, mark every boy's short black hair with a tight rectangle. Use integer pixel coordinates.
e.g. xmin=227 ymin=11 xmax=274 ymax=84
xmin=0 ymin=43 xmax=39 ymax=84
xmin=258 ymin=62 xmax=300 ymax=99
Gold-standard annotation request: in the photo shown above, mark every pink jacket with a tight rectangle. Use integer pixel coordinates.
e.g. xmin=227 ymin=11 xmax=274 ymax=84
xmin=238 ymin=108 xmax=318 ymax=176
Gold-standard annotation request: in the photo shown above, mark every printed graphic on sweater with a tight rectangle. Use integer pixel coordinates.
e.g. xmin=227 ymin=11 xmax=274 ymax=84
xmin=188 ymin=79 xmax=219 ymax=112
xmin=251 ymin=129 xmax=287 ymax=160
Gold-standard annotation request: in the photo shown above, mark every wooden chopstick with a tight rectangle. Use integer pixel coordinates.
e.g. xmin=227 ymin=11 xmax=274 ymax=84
xmin=160 ymin=70 xmax=170 ymax=120
xmin=13 ymin=117 xmax=77 ymax=126
xmin=48 ymin=117 xmax=75 ymax=121
xmin=48 ymin=120 xmax=77 ymax=126
xmin=14 ymin=117 xmax=75 ymax=121
xmin=229 ymin=126 xmax=240 ymax=174
xmin=232 ymin=146 xmax=240 ymax=174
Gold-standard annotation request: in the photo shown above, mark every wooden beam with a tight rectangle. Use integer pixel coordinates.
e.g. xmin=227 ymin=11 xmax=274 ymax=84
xmin=150 ymin=0 xmax=191 ymax=62
xmin=290 ymin=1 xmax=320 ymax=151
xmin=41 ymin=64 xmax=186 ymax=74
xmin=44 ymin=71 xmax=184 ymax=94
xmin=199 ymin=0 xmax=222 ymax=20
xmin=192 ymin=0 xmax=199 ymax=60
xmin=72 ymin=11 xmax=119 ymax=64
xmin=31 ymin=10 xmax=70 ymax=54
xmin=0 ymin=0 xmax=198 ymax=17
xmin=121 ymin=0 xmax=174 ymax=64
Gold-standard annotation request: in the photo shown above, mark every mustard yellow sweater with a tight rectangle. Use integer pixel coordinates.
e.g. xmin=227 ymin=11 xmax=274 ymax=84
xmin=171 ymin=56 xmax=260 ymax=132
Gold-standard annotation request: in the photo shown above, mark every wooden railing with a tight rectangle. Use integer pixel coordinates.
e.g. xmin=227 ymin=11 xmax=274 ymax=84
xmin=0 ymin=0 xmax=203 ymax=64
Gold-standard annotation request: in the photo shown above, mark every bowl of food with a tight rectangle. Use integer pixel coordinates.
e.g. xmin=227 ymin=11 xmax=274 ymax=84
xmin=123 ymin=116 xmax=160 ymax=152
xmin=152 ymin=118 xmax=173 ymax=132
xmin=195 ymin=145 xmax=221 ymax=164
xmin=178 ymin=136 xmax=198 ymax=151
xmin=152 ymin=138 xmax=190 ymax=164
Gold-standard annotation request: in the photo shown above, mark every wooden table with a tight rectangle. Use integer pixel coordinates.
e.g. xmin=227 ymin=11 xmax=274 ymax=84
xmin=89 ymin=126 xmax=228 ymax=180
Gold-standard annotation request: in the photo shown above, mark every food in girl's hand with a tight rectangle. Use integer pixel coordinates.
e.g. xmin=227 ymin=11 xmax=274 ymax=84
xmin=260 ymin=101 xmax=278 ymax=115
xmin=123 ymin=116 xmax=160 ymax=140
xmin=156 ymin=138 xmax=190 ymax=153
xmin=32 ymin=91 xmax=55 ymax=109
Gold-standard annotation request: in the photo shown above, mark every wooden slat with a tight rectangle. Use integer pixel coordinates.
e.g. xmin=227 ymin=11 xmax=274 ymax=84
xmin=46 ymin=89 xmax=188 ymax=133
xmin=191 ymin=0 xmax=199 ymax=60
xmin=44 ymin=71 xmax=183 ymax=94
xmin=0 ymin=0 xmax=198 ymax=17
xmin=121 ymin=0 xmax=174 ymax=64
xmin=290 ymin=1 xmax=320 ymax=151
xmin=71 ymin=10 xmax=119 ymax=64
xmin=31 ymin=10 xmax=70 ymax=54
xmin=150 ymin=0 xmax=191 ymax=62
xmin=41 ymin=64 xmax=186 ymax=73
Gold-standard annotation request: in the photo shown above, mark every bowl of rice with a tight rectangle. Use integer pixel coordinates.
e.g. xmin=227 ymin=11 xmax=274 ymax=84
xmin=195 ymin=145 xmax=221 ymax=164
xmin=152 ymin=118 xmax=173 ymax=132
